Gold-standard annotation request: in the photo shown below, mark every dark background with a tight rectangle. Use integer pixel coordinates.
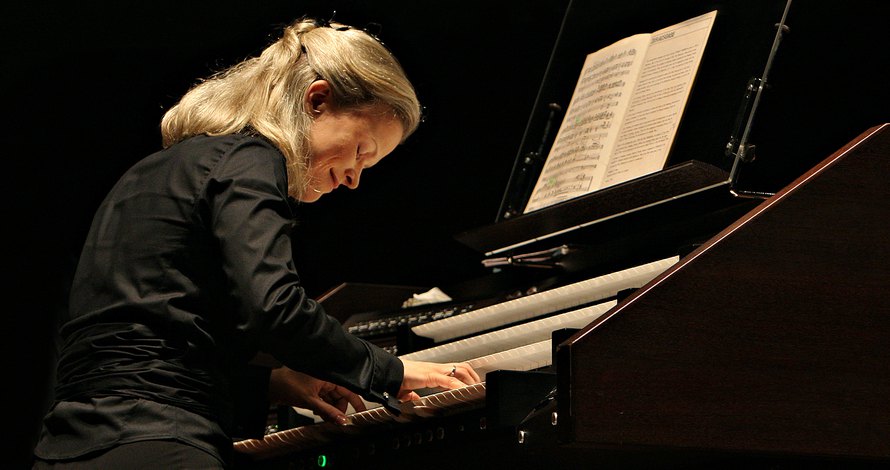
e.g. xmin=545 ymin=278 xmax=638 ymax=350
xmin=7 ymin=1 xmax=568 ymax=465
xmin=6 ymin=0 xmax=887 ymax=466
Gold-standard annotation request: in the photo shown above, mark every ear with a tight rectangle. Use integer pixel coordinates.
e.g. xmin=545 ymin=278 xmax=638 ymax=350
xmin=305 ymin=80 xmax=332 ymax=116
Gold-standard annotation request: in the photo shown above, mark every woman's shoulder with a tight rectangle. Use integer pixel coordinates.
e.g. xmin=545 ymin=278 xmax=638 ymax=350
xmin=199 ymin=134 xmax=289 ymax=188
xmin=156 ymin=133 xmax=289 ymax=195
xmin=178 ymin=132 xmax=281 ymax=156
xmin=169 ymin=133 xmax=285 ymax=171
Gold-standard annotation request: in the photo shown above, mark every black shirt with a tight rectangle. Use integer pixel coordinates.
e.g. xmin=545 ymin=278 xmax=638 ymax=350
xmin=35 ymin=133 xmax=403 ymax=463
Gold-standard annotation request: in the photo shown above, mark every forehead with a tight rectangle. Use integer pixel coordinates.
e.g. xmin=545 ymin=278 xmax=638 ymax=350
xmin=359 ymin=105 xmax=404 ymax=150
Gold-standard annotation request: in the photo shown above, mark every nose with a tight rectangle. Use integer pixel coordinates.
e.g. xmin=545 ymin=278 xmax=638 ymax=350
xmin=344 ymin=167 xmax=361 ymax=189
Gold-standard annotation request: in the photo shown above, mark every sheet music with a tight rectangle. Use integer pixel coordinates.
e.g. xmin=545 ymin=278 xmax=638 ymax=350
xmin=524 ymin=11 xmax=717 ymax=213
xmin=524 ymin=34 xmax=649 ymax=212
xmin=601 ymin=11 xmax=717 ymax=188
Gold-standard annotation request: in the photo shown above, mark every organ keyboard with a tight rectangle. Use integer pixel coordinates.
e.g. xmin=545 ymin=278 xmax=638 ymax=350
xmin=410 ymin=256 xmax=677 ymax=344
xmin=235 ymin=384 xmax=488 ymax=459
xmin=233 ymin=256 xmax=678 ymax=464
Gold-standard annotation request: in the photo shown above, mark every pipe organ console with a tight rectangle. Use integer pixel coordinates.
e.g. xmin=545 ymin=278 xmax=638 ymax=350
xmin=229 ymin=2 xmax=890 ymax=466
xmin=233 ymin=125 xmax=890 ymax=469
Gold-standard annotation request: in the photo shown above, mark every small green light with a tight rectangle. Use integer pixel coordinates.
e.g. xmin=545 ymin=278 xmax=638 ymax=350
xmin=317 ymin=454 xmax=327 ymax=467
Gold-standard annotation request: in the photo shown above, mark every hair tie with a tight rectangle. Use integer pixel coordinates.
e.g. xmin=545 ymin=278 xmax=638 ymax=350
xmin=313 ymin=11 xmax=350 ymax=31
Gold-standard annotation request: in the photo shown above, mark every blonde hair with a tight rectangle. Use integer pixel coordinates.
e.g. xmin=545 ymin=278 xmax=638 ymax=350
xmin=160 ymin=17 xmax=422 ymax=198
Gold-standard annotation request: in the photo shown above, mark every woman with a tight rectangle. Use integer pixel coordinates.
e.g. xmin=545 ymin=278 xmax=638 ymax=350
xmin=33 ymin=16 xmax=479 ymax=469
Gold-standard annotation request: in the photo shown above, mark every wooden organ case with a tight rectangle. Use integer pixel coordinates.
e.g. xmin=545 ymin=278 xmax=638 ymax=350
xmin=546 ymin=123 xmax=890 ymax=467
xmin=234 ymin=0 xmax=890 ymax=467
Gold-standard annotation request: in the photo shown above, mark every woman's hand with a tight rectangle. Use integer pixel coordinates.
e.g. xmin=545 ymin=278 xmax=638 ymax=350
xmin=268 ymin=367 xmax=366 ymax=425
xmin=397 ymin=359 xmax=482 ymax=402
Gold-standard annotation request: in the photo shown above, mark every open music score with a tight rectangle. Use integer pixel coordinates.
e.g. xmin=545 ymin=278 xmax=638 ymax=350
xmin=524 ymin=10 xmax=717 ymax=213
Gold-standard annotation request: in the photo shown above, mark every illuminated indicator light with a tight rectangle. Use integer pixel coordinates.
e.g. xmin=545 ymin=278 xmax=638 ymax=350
xmin=317 ymin=455 xmax=327 ymax=467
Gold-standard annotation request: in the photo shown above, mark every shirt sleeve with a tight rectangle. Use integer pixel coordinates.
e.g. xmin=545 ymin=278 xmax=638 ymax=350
xmin=200 ymin=137 xmax=403 ymax=410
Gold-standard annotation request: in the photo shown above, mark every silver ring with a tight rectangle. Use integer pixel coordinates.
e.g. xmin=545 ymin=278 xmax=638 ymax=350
xmin=448 ymin=365 xmax=456 ymax=377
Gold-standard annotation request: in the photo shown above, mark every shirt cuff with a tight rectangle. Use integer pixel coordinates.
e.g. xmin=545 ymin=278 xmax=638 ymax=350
xmin=365 ymin=343 xmax=404 ymax=414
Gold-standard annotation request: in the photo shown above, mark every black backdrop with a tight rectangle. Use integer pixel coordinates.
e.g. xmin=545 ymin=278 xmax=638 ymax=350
xmin=7 ymin=0 xmax=888 ymax=465
xmin=8 ymin=1 xmax=567 ymax=464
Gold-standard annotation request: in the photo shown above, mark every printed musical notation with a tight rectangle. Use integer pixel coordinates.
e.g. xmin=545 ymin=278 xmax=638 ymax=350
xmin=523 ymin=10 xmax=716 ymax=213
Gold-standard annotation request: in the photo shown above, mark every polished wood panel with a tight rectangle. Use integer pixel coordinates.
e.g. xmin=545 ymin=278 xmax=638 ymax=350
xmin=559 ymin=124 xmax=890 ymax=460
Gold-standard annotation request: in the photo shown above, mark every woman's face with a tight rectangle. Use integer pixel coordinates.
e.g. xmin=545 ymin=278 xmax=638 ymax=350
xmin=299 ymin=81 xmax=404 ymax=203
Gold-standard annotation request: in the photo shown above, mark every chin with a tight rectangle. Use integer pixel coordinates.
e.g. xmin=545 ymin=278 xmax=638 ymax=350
xmin=297 ymin=191 xmax=323 ymax=203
